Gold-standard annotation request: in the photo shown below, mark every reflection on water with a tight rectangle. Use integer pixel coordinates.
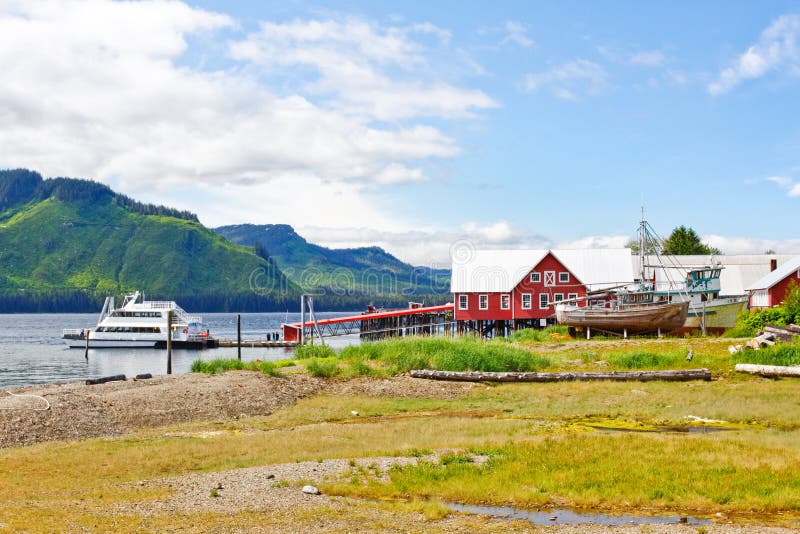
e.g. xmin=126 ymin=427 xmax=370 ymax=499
xmin=0 ymin=312 xmax=358 ymax=389
xmin=448 ymin=503 xmax=710 ymax=526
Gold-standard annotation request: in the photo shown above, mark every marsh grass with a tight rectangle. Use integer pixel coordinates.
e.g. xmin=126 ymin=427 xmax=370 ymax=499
xmin=190 ymin=358 xmax=283 ymax=377
xmin=732 ymin=344 xmax=800 ymax=367
xmin=325 ymin=432 xmax=800 ymax=514
xmin=503 ymin=326 xmax=571 ymax=343
xmin=338 ymin=337 xmax=551 ymax=373
xmin=607 ymin=350 xmax=685 ymax=369
xmin=305 ymin=357 xmax=341 ymax=377
xmin=295 ymin=344 xmax=337 ymax=359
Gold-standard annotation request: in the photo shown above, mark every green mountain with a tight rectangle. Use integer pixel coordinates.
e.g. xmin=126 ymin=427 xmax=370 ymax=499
xmin=0 ymin=169 xmax=297 ymax=312
xmin=214 ymin=224 xmax=450 ymax=298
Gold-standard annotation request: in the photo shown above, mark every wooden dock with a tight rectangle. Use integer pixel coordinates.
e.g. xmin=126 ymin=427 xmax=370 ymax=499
xmin=211 ymin=339 xmax=296 ymax=348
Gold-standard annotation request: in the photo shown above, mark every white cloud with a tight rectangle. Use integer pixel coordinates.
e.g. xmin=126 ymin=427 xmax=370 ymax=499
xmin=766 ymin=175 xmax=793 ymax=187
xmin=709 ymin=13 xmax=800 ymax=95
xmin=524 ymin=59 xmax=609 ymax=99
xmin=501 ymin=21 xmax=534 ymax=47
xmin=0 ymin=1 xmax=498 ymax=231
xmin=630 ymin=50 xmax=665 ymax=66
xmin=704 ymin=235 xmax=800 ymax=255
xmin=760 ymin=174 xmax=800 ymax=197
xmin=229 ymin=18 xmax=498 ymax=121
xmin=557 ymin=235 xmax=631 ymax=249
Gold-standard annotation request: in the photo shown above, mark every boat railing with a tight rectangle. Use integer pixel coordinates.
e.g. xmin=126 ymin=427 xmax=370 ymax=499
xmin=63 ymin=328 xmax=84 ymax=335
xmin=136 ymin=301 xmax=200 ymax=324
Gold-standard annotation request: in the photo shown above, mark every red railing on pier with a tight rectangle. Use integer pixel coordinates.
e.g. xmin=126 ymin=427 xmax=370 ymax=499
xmin=282 ymin=303 xmax=454 ymax=342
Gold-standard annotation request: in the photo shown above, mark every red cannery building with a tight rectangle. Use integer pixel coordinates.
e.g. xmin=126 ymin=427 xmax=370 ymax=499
xmin=746 ymin=255 xmax=800 ymax=309
xmin=450 ymin=248 xmax=634 ymax=336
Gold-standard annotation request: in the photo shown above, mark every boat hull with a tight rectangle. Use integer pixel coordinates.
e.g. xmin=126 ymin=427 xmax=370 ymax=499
xmin=64 ymin=338 xmax=159 ymax=348
xmin=681 ymin=296 xmax=749 ymax=333
xmin=556 ymin=301 xmax=690 ymax=335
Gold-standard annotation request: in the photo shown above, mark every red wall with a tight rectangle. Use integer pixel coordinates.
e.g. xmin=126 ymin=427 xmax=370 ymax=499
xmin=769 ymin=270 xmax=800 ymax=307
xmin=455 ymin=252 xmax=587 ymax=321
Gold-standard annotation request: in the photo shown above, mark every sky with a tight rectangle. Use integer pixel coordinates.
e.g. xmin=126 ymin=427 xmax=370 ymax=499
xmin=2 ymin=0 xmax=800 ymax=266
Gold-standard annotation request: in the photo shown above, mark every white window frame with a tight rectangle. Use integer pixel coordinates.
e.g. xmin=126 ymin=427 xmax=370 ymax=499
xmin=567 ymin=293 xmax=578 ymax=302
xmin=479 ymin=294 xmax=489 ymax=310
xmin=530 ymin=272 xmax=541 ymax=283
xmin=544 ymin=271 xmax=556 ymax=287
xmin=521 ymin=293 xmax=532 ymax=310
xmin=458 ymin=294 xmax=468 ymax=310
xmin=553 ymin=293 xmax=564 ymax=303
xmin=500 ymin=294 xmax=510 ymax=310
xmin=540 ymin=293 xmax=550 ymax=309
xmin=559 ymin=272 xmax=570 ymax=283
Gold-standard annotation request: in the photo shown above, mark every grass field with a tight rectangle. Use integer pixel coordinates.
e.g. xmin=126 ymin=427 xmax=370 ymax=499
xmin=4 ymin=334 xmax=800 ymax=530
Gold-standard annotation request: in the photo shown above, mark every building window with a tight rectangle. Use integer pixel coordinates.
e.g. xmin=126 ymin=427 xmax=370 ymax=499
xmin=540 ymin=293 xmax=549 ymax=309
xmin=553 ymin=293 xmax=564 ymax=303
xmin=559 ymin=272 xmax=570 ymax=283
xmin=567 ymin=293 xmax=578 ymax=303
xmin=458 ymin=294 xmax=468 ymax=310
xmin=521 ymin=293 xmax=532 ymax=310
xmin=530 ymin=272 xmax=541 ymax=283
xmin=479 ymin=294 xmax=488 ymax=310
xmin=544 ymin=271 xmax=555 ymax=286
xmin=500 ymin=294 xmax=510 ymax=310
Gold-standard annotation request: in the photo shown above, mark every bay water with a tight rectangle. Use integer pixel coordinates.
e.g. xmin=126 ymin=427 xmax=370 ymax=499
xmin=0 ymin=312 xmax=358 ymax=389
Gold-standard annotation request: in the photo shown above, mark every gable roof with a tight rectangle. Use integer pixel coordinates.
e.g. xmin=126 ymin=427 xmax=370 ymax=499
xmin=745 ymin=255 xmax=800 ymax=291
xmin=451 ymin=248 xmax=634 ymax=293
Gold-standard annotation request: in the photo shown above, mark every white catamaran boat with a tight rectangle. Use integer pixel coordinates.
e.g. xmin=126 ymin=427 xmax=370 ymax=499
xmin=63 ymin=292 xmax=209 ymax=348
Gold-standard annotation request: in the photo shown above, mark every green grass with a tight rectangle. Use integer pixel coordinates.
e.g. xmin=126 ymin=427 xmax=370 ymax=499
xmin=190 ymin=358 xmax=283 ymax=377
xmin=306 ymin=357 xmax=341 ymax=377
xmin=503 ymin=326 xmax=572 ymax=343
xmin=732 ymin=344 xmax=800 ymax=366
xmin=325 ymin=432 xmax=800 ymax=514
xmin=338 ymin=336 xmax=552 ymax=373
xmin=295 ymin=344 xmax=337 ymax=359
xmin=607 ymin=350 xmax=685 ymax=369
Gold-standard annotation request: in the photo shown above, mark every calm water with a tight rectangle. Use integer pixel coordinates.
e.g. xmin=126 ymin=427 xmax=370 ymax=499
xmin=0 ymin=312 xmax=359 ymax=389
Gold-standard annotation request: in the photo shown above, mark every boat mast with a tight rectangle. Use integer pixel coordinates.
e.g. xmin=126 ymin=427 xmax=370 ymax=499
xmin=638 ymin=207 xmax=646 ymax=282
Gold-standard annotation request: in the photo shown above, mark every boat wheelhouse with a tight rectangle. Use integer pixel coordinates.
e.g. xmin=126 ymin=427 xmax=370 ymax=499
xmin=63 ymin=292 xmax=209 ymax=348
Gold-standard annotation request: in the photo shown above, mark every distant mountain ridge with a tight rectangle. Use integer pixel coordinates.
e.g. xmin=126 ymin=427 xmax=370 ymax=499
xmin=0 ymin=169 xmax=296 ymax=312
xmin=215 ymin=224 xmax=450 ymax=297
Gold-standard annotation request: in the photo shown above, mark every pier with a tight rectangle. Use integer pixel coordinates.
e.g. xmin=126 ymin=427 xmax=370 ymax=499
xmin=282 ymin=303 xmax=455 ymax=343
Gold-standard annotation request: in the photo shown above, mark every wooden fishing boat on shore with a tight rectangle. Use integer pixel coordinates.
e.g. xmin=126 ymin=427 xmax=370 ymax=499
xmin=555 ymin=300 xmax=689 ymax=335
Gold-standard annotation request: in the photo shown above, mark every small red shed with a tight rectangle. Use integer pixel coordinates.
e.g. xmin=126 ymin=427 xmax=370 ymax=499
xmin=746 ymin=255 xmax=800 ymax=309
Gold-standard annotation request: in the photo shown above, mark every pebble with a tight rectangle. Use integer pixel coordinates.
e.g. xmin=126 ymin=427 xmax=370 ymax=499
xmin=302 ymin=485 xmax=321 ymax=495
xmin=350 ymin=410 xmax=359 ymax=416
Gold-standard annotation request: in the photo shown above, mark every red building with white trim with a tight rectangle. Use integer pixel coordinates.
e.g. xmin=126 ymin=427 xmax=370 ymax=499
xmin=451 ymin=248 xmax=633 ymax=335
xmin=746 ymin=255 xmax=800 ymax=309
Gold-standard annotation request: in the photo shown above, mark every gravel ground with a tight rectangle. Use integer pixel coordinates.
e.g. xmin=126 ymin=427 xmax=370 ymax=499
xmin=0 ymin=371 xmax=474 ymax=448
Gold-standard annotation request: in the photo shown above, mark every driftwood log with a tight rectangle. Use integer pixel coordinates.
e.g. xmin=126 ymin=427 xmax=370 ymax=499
xmin=735 ymin=364 xmax=800 ymax=378
xmin=410 ymin=369 xmax=712 ymax=383
xmin=85 ymin=374 xmax=126 ymax=385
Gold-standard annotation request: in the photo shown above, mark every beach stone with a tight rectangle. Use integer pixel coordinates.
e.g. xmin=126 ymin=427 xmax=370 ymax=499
xmin=302 ymin=485 xmax=320 ymax=495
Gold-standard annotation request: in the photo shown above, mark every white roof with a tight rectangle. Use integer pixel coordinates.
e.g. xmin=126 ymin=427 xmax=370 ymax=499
xmin=640 ymin=254 xmax=798 ymax=295
xmin=746 ymin=255 xmax=800 ymax=291
xmin=451 ymin=248 xmax=634 ymax=293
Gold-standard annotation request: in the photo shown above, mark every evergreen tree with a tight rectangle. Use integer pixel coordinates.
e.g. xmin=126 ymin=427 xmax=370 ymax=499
xmin=661 ymin=226 xmax=721 ymax=255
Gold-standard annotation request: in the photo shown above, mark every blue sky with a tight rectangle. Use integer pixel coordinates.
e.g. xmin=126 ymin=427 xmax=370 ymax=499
xmin=2 ymin=1 xmax=800 ymax=264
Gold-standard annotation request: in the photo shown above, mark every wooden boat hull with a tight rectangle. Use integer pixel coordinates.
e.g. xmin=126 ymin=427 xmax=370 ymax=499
xmin=555 ymin=301 xmax=690 ymax=335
